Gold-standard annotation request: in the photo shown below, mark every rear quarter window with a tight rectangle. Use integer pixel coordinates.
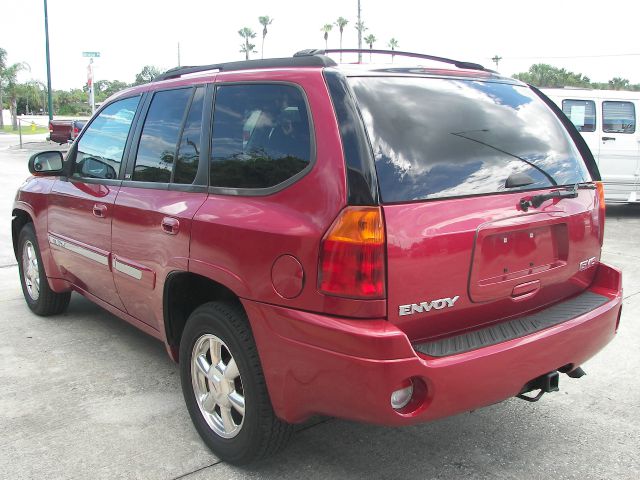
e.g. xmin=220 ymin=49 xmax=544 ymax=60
xmin=349 ymin=77 xmax=591 ymax=203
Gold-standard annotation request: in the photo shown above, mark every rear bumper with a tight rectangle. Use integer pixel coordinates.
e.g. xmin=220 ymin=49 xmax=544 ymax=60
xmin=244 ymin=263 xmax=622 ymax=426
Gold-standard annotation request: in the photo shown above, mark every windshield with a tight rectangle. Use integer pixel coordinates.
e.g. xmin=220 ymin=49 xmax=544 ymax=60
xmin=348 ymin=77 xmax=591 ymax=203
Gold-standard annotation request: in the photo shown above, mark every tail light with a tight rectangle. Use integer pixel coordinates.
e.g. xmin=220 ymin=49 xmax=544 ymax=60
xmin=319 ymin=206 xmax=386 ymax=299
xmin=595 ymin=181 xmax=606 ymax=245
xmin=48 ymin=121 xmax=53 ymax=133
xmin=73 ymin=126 xmax=79 ymax=138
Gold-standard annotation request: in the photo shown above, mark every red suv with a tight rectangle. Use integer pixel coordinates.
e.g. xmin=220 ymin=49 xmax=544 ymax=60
xmin=12 ymin=49 xmax=623 ymax=464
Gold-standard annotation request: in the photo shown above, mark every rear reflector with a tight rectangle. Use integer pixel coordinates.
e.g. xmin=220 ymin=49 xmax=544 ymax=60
xmin=319 ymin=206 xmax=386 ymax=299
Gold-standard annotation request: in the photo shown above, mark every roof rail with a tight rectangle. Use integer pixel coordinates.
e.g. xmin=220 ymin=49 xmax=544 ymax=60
xmin=154 ymin=55 xmax=337 ymax=82
xmin=294 ymin=48 xmax=489 ymax=72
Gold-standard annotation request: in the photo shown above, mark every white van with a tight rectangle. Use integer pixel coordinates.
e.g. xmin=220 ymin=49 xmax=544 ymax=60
xmin=543 ymin=88 xmax=639 ymax=202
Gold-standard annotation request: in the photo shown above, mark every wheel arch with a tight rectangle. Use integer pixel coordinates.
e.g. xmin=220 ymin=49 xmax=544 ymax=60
xmin=12 ymin=207 xmax=34 ymax=261
xmin=163 ymin=270 xmax=244 ymax=362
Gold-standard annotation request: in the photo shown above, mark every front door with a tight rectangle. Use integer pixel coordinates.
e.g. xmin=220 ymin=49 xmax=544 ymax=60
xmin=48 ymin=96 xmax=142 ymax=309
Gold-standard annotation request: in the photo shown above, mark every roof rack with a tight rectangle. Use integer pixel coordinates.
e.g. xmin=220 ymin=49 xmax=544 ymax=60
xmin=294 ymin=48 xmax=489 ymax=72
xmin=154 ymin=55 xmax=337 ymax=82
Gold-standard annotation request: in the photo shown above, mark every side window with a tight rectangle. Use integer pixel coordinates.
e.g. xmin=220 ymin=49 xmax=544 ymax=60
xmin=562 ymin=99 xmax=596 ymax=132
xmin=133 ymin=88 xmax=192 ymax=183
xmin=74 ymin=96 xmax=140 ymax=180
xmin=174 ymin=87 xmax=205 ymax=184
xmin=603 ymin=101 xmax=636 ymax=134
xmin=210 ymin=84 xmax=311 ymax=189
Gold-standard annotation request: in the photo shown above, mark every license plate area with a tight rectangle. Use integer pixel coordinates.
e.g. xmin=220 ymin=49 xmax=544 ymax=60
xmin=469 ymin=217 xmax=569 ymax=302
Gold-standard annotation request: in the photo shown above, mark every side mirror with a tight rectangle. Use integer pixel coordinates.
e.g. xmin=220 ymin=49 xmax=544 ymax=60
xmin=28 ymin=151 xmax=64 ymax=176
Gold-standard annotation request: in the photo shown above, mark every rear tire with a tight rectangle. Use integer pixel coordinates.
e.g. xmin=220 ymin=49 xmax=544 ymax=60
xmin=17 ymin=223 xmax=70 ymax=316
xmin=180 ymin=301 xmax=293 ymax=464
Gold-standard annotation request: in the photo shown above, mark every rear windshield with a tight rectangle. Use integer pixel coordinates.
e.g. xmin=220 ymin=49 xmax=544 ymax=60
xmin=349 ymin=77 xmax=591 ymax=203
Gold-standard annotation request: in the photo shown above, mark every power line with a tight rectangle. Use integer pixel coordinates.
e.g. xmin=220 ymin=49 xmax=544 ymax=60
xmin=501 ymin=53 xmax=640 ymax=60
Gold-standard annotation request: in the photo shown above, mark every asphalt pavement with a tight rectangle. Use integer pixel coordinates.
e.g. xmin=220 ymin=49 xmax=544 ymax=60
xmin=1 ymin=138 xmax=639 ymax=479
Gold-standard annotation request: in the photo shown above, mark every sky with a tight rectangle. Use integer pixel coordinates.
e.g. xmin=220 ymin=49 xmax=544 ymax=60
xmin=3 ymin=0 xmax=640 ymax=90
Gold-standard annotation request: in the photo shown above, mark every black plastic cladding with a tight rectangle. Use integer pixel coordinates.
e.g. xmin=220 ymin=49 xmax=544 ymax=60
xmin=324 ymin=70 xmax=379 ymax=206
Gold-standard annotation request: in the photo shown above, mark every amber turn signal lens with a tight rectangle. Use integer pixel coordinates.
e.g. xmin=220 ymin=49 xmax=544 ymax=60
xmin=319 ymin=207 xmax=386 ymax=299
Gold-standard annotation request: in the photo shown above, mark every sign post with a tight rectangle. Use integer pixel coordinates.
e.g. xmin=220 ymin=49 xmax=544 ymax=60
xmin=82 ymin=52 xmax=100 ymax=114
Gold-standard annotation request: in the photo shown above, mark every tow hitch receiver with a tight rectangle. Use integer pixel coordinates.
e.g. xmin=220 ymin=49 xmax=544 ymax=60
xmin=517 ymin=371 xmax=560 ymax=402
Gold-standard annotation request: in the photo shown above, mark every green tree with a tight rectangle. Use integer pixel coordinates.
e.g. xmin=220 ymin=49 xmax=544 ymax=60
xmin=134 ymin=65 xmax=161 ymax=85
xmin=238 ymin=27 xmax=257 ymax=60
xmin=364 ymin=34 xmax=377 ymax=61
xmin=93 ymin=79 xmax=130 ymax=101
xmin=388 ymin=38 xmax=399 ymax=62
xmin=335 ymin=17 xmax=349 ymax=61
xmin=608 ymin=77 xmax=630 ymax=90
xmin=258 ymin=16 xmax=273 ymax=59
xmin=321 ymin=24 xmax=333 ymax=50
xmin=512 ymin=63 xmax=591 ymax=88
xmin=0 ymin=47 xmax=6 ymax=128
xmin=1 ymin=61 xmax=30 ymax=129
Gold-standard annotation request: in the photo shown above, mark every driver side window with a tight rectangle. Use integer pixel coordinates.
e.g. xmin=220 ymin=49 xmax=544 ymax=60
xmin=73 ymin=96 xmax=140 ymax=180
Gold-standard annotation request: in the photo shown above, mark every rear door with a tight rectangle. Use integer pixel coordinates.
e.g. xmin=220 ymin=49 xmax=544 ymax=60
xmin=110 ymin=85 xmax=210 ymax=329
xmin=598 ymin=99 xmax=640 ymax=201
xmin=47 ymin=96 xmax=141 ymax=309
xmin=349 ymin=76 xmax=602 ymax=342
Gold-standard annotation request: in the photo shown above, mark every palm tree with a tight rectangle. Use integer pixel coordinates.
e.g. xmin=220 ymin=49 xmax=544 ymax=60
xmin=238 ymin=27 xmax=257 ymax=60
xmin=1 ymin=61 xmax=29 ymax=129
xmin=258 ymin=16 xmax=273 ymax=59
xmin=388 ymin=38 xmax=399 ymax=62
xmin=335 ymin=17 xmax=349 ymax=61
xmin=364 ymin=34 xmax=377 ymax=62
xmin=355 ymin=21 xmax=367 ymax=62
xmin=0 ymin=47 xmax=7 ymax=128
xmin=321 ymin=24 xmax=333 ymax=50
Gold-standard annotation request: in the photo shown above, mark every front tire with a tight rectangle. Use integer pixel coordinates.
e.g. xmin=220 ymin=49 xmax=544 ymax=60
xmin=179 ymin=301 xmax=292 ymax=464
xmin=17 ymin=223 xmax=70 ymax=316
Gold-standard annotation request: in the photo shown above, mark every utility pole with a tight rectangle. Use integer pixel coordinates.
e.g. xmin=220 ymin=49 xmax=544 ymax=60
xmin=357 ymin=0 xmax=362 ymax=63
xmin=491 ymin=55 xmax=502 ymax=70
xmin=43 ymin=0 xmax=53 ymax=120
xmin=177 ymin=42 xmax=181 ymax=67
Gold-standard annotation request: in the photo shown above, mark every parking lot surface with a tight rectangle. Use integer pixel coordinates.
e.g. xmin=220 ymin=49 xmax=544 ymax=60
xmin=1 ymin=141 xmax=639 ymax=479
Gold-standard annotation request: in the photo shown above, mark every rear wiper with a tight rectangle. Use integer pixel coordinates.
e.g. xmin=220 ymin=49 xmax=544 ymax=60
xmin=519 ymin=184 xmax=589 ymax=211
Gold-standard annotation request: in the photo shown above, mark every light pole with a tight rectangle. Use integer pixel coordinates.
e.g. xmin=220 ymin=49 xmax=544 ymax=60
xmin=491 ymin=55 xmax=502 ymax=70
xmin=357 ymin=0 xmax=362 ymax=63
xmin=44 ymin=0 xmax=53 ymax=120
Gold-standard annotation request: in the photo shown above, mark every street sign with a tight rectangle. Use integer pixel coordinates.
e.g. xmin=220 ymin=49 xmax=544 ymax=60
xmin=82 ymin=51 xmax=101 ymax=58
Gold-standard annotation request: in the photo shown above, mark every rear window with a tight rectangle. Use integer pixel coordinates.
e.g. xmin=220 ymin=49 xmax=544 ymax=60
xmin=349 ymin=77 xmax=591 ymax=203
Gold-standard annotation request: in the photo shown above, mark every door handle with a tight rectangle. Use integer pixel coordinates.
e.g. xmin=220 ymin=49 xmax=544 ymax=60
xmin=602 ymin=137 xmax=616 ymax=141
xmin=92 ymin=204 xmax=107 ymax=218
xmin=161 ymin=217 xmax=180 ymax=235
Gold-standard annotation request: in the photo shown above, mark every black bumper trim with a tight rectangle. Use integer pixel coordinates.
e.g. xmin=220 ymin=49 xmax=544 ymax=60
xmin=414 ymin=291 xmax=610 ymax=357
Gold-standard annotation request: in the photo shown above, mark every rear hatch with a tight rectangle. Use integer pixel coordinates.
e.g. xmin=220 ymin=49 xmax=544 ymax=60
xmin=348 ymin=75 xmax=603 ymax=343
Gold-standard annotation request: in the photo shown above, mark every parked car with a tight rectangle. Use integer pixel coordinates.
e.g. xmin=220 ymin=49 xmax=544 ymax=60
xmin=543 ymin=88 xmax=640 ymax=203
xmin=48 ymin=119 xmax=87 ymax=144
xmin=12 ymin=50 xmax=623 ymax=464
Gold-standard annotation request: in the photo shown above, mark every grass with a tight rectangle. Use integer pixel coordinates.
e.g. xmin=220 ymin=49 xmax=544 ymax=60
xmin=1 ymin=124 xmax=49 ymax=135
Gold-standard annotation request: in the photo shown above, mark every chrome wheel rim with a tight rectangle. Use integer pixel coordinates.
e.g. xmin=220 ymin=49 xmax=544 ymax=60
xmin=22 ymin=240 xmax=40 ymax=301
xmin=191 ymin=334 xmax=245 ymax=439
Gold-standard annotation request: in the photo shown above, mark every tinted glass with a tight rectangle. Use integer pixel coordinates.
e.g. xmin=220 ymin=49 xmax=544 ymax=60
xmin=210 ymin=84 xmax=311 ymax=189
xmin=74 ymin=96 xmax=140 ymax=179
xmin=133 ymin=88 xmax=192 ymax=183
xmin=349 ymin=77 xmax=590 ymax=203
xmin=603 ymin=101 xmax=636 ymax=134
xmin=562 ymin=99 xmax=596 ymax=132
xmin=175 ymin=87 xmax=205 ymax=184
